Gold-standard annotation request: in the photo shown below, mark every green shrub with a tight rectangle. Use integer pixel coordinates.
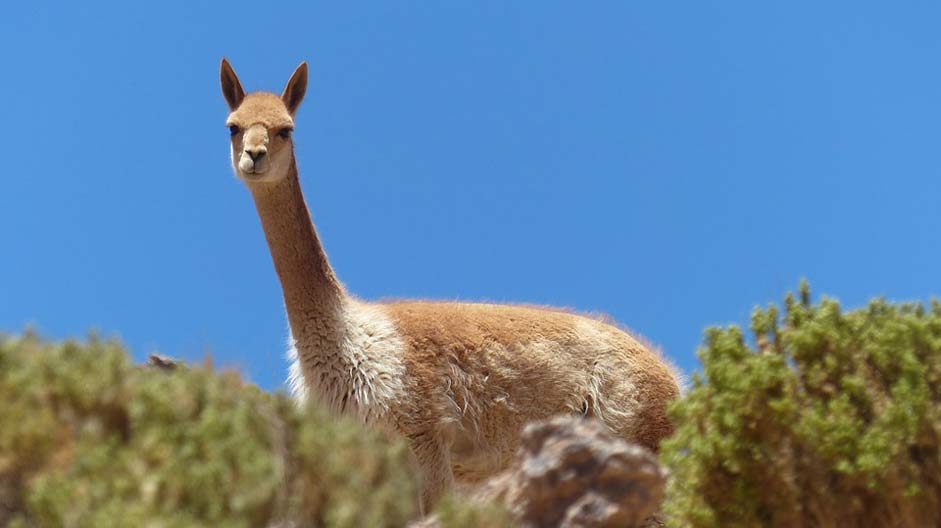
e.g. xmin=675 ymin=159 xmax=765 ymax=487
xmin=0 ymin=332 xmax=418 ymax=527
xmin=432 ymin=494 xmax=514 ymax=528
xmin=662 ymin=283 xmax=941 ymax=527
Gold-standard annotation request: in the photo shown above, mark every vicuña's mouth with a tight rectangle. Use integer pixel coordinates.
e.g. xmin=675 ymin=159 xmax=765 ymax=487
xmin=239 ymin=160 xmax=269 ymax=176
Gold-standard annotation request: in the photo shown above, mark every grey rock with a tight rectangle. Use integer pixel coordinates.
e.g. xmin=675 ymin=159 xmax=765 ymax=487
xmin=415 ymin=415 xmax=667 ymax=528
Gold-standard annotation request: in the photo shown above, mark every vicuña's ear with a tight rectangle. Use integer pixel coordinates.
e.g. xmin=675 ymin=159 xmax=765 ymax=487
xmin=281 ymin=61 xmax=308 ymax=115
xmin=220 ymin=57 xmax=245 ymax=111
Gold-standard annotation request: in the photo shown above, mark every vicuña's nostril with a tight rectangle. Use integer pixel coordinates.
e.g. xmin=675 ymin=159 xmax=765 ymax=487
xmin=246 ymin=149 xmax=267 ymax=162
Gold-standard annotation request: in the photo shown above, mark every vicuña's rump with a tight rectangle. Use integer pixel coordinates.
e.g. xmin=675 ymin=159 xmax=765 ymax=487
xmin=220 ymin=58 xmax=682 ymax=511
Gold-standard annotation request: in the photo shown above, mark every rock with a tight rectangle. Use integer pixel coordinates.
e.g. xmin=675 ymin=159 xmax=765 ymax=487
xmin=147 ymin=353 xmax=179 ymax=370
xmin=415 ymin=415 xmax=667 ymax=528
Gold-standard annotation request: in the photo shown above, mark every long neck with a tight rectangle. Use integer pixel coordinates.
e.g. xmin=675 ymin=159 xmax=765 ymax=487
xmin=249 ymin=161 xmax=346 ymax=339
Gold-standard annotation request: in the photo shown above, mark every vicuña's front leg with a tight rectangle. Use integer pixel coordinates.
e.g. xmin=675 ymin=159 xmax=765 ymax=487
xmin=409 ymin=436 xmax=454 ymax=514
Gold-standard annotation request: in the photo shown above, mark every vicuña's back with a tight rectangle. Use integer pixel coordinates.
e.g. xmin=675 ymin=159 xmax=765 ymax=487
xmin=220 ymin=58 xmax=681 ymax=511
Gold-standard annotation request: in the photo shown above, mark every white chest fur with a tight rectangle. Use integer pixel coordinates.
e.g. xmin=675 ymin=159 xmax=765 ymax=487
xmin=286 ymin=300 xmax=407 ymax=426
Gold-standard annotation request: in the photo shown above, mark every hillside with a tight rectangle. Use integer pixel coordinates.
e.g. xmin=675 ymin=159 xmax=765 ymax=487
xmin=2 ymin=284 xmax=940 ymax=527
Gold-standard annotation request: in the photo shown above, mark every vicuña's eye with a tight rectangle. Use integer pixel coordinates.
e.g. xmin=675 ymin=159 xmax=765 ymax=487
xmin=278 ymin=127 xmax=293 ymax=139
xmin=229 ymin=125 xmax=240 ymax=136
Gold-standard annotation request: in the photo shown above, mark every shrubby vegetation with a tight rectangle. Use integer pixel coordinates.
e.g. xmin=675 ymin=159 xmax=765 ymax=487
xmin=662 ymin=283 xmax=941 ymax=527
xmin=430 ymin=495 xmax=515 ymax=528
xmin=0 ymin=332 xmax=421 ymax=527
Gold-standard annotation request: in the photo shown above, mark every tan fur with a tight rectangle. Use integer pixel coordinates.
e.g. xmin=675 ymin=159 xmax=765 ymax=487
xmin=220 ymin=58 xmax=682 ymax=512
xmin=382 ymin=303 xmax=678 ymax=483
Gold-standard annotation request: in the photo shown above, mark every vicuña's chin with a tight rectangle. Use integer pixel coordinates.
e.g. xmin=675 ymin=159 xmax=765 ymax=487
xmin=238 ymin=171 xmax=270 ymax=183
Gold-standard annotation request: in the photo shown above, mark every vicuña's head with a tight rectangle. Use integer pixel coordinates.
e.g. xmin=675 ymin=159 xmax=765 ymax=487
xmin=220 ymin=58 xmax=308 ymax=184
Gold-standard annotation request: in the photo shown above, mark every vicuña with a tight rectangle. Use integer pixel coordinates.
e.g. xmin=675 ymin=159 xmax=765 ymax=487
xmin=220 ymin=58 xmax=681 ymax=511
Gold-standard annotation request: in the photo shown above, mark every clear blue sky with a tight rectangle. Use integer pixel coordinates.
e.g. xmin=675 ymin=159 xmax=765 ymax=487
xmin=3 ymin=2 xmax=940 ymax=390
